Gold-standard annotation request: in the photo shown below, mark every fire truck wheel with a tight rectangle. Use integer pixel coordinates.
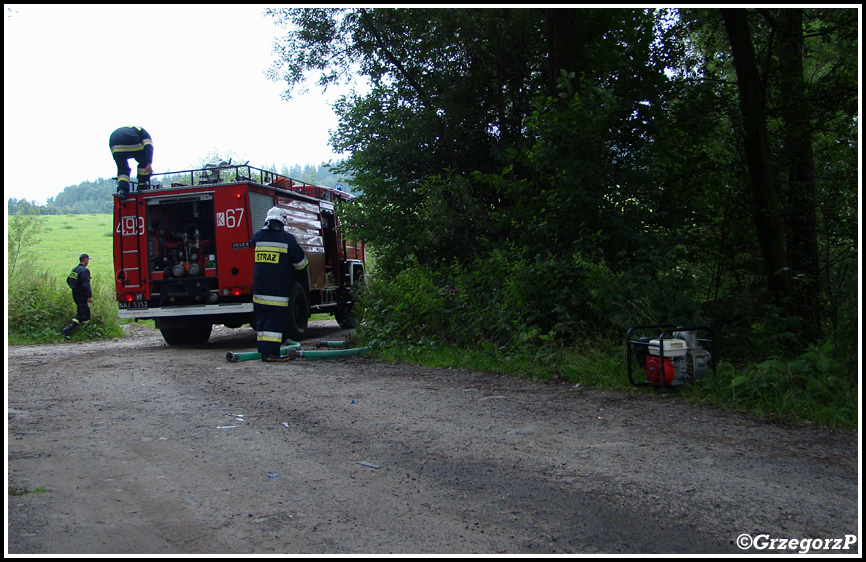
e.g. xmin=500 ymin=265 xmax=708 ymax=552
xmin=157 ymin=318 xmax=213 ymax=346
xmin=185 ymin=321 xmax=213 ymax=345
xmin=283 ymin=282 xmax=309 ymax=341
xmin=159 ymin=326 xmax=187 ymax=346
xmin=335 ymin=306 xmax=355 ymax=329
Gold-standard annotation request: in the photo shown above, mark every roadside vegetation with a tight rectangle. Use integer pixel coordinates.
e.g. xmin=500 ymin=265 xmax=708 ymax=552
xmin=6 ymin=210 xmax=857 ymax=429
xmin=7 ymin=8 xmax=858 ymax=430
xmin=8 ymin=479 xmax=48 ymax=496
xmin=7 ymin=212 xmax=124 ymax=344
xmin=352 ymin=259 xmax=857 ymax=429
xmin=266 ymin=8 xmax=858 ymax=429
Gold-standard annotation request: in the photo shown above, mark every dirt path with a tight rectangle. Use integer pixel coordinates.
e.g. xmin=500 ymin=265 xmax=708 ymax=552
xmin=6 ymin=321 xmax=859 ymax=554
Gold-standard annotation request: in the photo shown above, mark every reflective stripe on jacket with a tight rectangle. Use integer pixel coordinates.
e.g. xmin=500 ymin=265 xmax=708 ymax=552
xmin=250 ymin=225 xmax=308 ymax=302
xmin=109 ymin=126 xmax=154 ymax=163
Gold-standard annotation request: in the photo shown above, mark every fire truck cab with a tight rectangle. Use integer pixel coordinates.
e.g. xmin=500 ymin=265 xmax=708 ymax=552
xmin=113 ymin=164 xmax=365 ymax=345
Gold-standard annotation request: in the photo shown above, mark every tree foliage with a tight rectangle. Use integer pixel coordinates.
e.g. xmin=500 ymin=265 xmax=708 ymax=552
xmin=672 ymin=8 xmax=858 ymax=352
xmin=8 ymin=208 xmax=42 ymax=277
xmin=266 ymin=7 xmax=858 ymax=360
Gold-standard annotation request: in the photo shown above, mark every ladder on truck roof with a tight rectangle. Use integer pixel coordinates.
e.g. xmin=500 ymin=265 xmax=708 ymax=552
xmin=143 ymin=163 xmax=354 ymax=204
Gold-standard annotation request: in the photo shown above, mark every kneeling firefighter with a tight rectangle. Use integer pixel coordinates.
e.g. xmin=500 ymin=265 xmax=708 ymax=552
xmin=251 ymin=207 xmax=309 ymax=361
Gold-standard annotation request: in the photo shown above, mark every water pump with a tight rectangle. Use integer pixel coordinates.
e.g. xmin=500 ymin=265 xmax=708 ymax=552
xmin=627 ymin=325 xmax=715 ymax=387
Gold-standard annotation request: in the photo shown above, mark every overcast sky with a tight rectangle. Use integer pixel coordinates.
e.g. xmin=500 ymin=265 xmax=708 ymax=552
xmin=4 ymin=4 xmax=355 ymax=205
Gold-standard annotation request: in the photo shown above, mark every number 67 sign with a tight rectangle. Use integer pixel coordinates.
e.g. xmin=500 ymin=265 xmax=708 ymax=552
xmin=217 ymin=208 xmax=245 ymax=228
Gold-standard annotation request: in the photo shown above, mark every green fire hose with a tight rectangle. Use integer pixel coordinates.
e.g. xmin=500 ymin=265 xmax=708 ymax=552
xmin=226 ymin=340 xmax=370 ymax=362
xmin=225 ymin=340 xmax=301 ymax=363
xmin=289 ymin=346 xmax=371 ymax=359
xmin=315 ymin=340 xmax=348 ymax=348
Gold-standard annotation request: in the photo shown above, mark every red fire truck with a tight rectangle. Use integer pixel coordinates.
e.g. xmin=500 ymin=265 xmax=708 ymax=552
xmin=113 ymin=163 xmax=365 ymax=345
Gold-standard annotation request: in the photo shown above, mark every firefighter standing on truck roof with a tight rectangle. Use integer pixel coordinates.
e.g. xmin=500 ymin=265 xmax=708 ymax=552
xmin=251 ymin=207 xmax=309 ymax=362
xmin=109 ymin=126 xmax=153 ymax=201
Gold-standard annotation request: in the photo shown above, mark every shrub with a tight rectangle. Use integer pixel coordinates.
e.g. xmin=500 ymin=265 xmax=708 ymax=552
xmin=690 ymin=338 xmax=857 ymax=427
xmin=355 ymin=263 xmax=449 ymax=345
xmin=355 ymin=250 xmax=857 ymax=428
xmin=357 ymin=245 xmax=705 ymax=351
xmin=8 ymin=266 xmax=124 ymax=343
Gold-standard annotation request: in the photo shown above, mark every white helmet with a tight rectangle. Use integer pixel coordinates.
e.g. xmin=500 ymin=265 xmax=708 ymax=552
xmin=264 ymin=206 xmax=285 ymax=226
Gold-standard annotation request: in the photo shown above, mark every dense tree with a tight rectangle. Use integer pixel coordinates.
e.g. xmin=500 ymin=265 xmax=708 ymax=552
xmin=262 ymin=7 xmax=858 ymax=355
xmin=267 ymin=8 xmax=675 ymax=274
xmin=688 ymin=8 xmax=857 ymax=348
xmin=268 ymin=8 xmax=547 ymax=269
xmin=7 ymin=198 xmax=50 ymax=216
xmin=774 ymin=8 xmax=823 ymax=341
xmin=721 ymin=9 xmax=792 ymax=302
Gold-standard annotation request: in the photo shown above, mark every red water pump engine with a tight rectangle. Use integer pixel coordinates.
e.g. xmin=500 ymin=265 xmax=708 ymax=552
xmin=627 ymin=325 xmax=714 ymax=387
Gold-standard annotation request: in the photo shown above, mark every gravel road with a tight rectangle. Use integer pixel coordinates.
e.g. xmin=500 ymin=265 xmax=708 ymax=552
xmin=6 ymin=321 xmax=859 ymax=555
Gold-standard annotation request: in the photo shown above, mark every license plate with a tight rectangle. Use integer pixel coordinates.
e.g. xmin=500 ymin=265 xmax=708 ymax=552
xmin=119 ymin=301 xmax=148 ymax=309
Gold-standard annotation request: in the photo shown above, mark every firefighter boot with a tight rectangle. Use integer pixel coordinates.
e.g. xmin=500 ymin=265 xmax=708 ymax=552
xmin=261 ymin=353 xmax=294 ymax=362
xmin=117 ymin=177 xmax=130 ymax=201
xmin=61 ymin=320 xmax=78 ymax=339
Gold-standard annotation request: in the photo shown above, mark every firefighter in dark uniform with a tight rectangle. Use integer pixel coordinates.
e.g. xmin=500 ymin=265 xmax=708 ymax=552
xmin=62 ymin=254 xmax=93 ymax=338
xmin=251 ymin=207 xmax=309 ymax=361
xmin=109 ymin=126 xmax=154 ymax=200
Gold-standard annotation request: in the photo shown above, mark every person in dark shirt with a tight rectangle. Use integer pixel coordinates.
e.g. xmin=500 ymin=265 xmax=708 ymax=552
xmin=251 ymin=207 xmax=309 ymax=361
xmin=62 ymin=254 xmax=93 ymax=338
xmin=109 ymin=126 xmax=153 ymax=201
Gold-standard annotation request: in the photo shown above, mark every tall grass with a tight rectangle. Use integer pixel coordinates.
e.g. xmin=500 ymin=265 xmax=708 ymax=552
xmin=8 ymin=213 xmax=124 ymax=343
xmin=684 ymin=339 xmax=858 ymax=427
xmin=367 ymin=331 xmax=857 ymax=428
xmin=355 ymin=262 xmax=858 ymax=429
xmin=8 ymin=266 xmax=125 ymax=343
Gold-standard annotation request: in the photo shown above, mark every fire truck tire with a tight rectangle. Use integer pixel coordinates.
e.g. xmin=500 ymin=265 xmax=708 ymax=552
xmin=157 ymin=319 xmax=213 ymax=346
xmin=159 ymin=327 xmax=185 ymax=346
xmin=335 ymin=306 xmax=355 ymax=329
xmin=283 ymin=282 xmax=309 ymax=341
xmin=185 ymin=321 xmax=213 ymax=345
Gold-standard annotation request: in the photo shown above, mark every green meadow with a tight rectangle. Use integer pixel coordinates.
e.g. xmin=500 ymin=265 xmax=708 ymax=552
xmin=31 ymin=213 xmax=116 ymax=282
xmin=8 ymin=213 xmax=125 ymax=344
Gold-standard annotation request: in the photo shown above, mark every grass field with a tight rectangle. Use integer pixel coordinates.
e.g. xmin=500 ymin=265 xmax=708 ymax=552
xmin=30 ymin=213 xmax=116 ymax=282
